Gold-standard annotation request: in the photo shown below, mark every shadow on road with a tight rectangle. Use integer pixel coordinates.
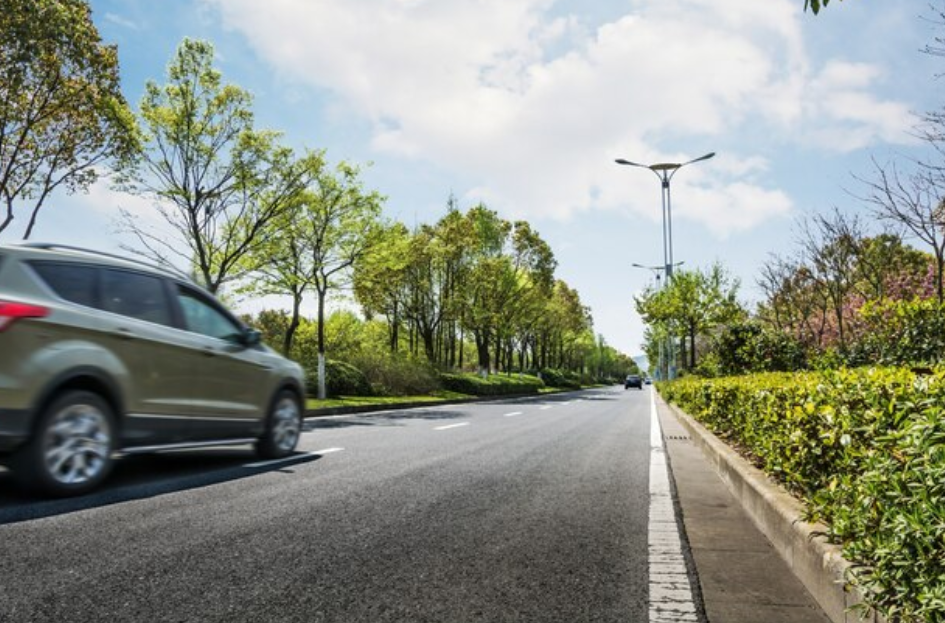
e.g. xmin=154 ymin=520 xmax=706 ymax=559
xmin=0 ymin=449 xmax=321 ymax=525
xmin=306 ymin=408 xmax=469 ymax=430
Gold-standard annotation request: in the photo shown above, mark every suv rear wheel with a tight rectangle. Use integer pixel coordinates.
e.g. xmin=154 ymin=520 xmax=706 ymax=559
xmin=256 ymin=390 xmax=302 ymax=459
xmin=11 ymin=390 xmax=116 ymax=497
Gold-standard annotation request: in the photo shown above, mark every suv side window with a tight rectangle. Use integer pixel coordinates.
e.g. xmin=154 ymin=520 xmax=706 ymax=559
xmin=176 ymin=286 xmax=243 ymax=342
xmin=101 ymin=269 xmax=174 ymax=326
xmin=30 ymin=262 xmax=98 ymax=308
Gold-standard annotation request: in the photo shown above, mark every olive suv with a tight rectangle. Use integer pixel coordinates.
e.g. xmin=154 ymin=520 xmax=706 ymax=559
xmin=0 ymin=243 xmax=305 ymax=496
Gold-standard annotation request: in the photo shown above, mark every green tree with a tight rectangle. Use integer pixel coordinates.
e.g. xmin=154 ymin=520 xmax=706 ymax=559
xmin=302 ymin=161 xmax=384 ymax=399
xmin=461 ymin=206 xmax=556 ymax=374
xmin=238 ymin=151 xmax=326 ymax=355
xmin=636 ymin=263 xmax=743 ymax=372
xmin=118 ymin=39 xmax=309 ymax=293
xmin=0 ymin=0 xmax=136 ymax=239
xmin=352 ymin=221 xmax=412 ymax=353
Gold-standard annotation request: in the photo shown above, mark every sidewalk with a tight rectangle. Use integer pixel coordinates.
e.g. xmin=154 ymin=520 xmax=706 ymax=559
xmin=655 ymin=394 xmax=832 ymax=623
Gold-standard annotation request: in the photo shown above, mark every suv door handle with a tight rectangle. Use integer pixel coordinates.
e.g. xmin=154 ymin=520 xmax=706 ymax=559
xmin=113 ymin=328 xmax=135 ymax=341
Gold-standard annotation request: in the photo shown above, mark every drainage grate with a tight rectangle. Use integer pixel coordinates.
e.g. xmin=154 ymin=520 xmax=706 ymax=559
xmin=665 ymin=434 xmax=691 ymax=441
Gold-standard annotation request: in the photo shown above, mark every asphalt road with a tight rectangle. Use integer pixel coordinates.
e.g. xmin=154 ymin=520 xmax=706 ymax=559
xmin=0 ymin=386 xmax=653 ymax=623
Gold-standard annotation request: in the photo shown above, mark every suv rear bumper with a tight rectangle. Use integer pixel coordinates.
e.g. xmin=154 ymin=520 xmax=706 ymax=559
xmin=0 ymin=408 xmax=32 ymax=452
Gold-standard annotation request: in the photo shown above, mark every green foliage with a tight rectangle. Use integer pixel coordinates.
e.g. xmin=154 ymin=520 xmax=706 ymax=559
xmin=850 ymin=298 xmax=945 ymax=367
xmin=537 ymin=368 xmax=582 ymax=390
xmin=662 ymin=368 xmax=945 ymax=621
xmin=636 ymin=263 xmax=743 ymax=376
xmin=0 ymin=0 xmax=137 ymax=239
xmin=708 ymin=321 xmax=807 ymax=376
xmin=439 ymin=372 xmax=544 ymax=396
xmin=805 ymin=0 xmax=843 ymax=14
xmin=349 ymin=353 xmax=441 ymax=397
xmin=307 ymin=360 xmax=373 ymax=398
xmin=118 ymin=38 xmax=316 ymax=293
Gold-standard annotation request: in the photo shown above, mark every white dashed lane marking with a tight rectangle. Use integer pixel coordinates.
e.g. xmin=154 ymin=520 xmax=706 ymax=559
xmin=434 ymin=422 xmax=470 ymax=431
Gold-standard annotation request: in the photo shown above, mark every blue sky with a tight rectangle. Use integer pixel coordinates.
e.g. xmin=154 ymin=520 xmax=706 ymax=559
xmin=22 ymin=0 xmax=945 ymax=357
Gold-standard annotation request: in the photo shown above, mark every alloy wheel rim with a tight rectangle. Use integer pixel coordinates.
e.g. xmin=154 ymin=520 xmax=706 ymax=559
xmin=42 ymin=404 xmax=111 ymax=485
xmin=272 ymin=397 xmax=301 ymax=452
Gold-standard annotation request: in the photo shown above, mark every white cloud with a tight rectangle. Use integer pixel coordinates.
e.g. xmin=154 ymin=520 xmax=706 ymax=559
xmin=104 ymin=12 xmax=140 ymax=30
xmin=205 ymin=0 xmax=914 ymax=236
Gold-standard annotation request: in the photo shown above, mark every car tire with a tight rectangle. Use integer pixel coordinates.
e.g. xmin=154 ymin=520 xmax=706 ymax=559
xmin=256 ymin=389 xmax=302 ymax=459
xmin=11 ymin=390 xmax=116 ymax=497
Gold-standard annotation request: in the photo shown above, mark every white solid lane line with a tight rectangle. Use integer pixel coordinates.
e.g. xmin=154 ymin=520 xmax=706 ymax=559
xmin=648 ymin=389 xmax=699 ymax=623
xmin=503 ymin=411 xmax=523 ymax=417
xmin=434 ymin=422 xmax=470 ymax=431
xmin=540 ymin=405 xmax=553 ymax=411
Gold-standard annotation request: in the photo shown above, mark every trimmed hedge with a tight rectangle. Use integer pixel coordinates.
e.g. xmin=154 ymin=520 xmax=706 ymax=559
xmin=661 ymin=368 xmax=945 ymax=622
xmin=440 ymin=372 xmax=545 ymax=396
xmin=537 ymin=368 xmax=582 ymax=390
xmin=305 ymin=360 xmax=373 ymax=397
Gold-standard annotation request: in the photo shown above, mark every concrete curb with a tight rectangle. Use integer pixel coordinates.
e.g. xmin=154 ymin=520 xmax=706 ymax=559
xmin=659 ymin=395 xmax=885 ymax=623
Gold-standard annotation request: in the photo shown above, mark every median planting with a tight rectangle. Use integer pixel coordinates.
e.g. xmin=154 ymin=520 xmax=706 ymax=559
xmin=660 ymin=368 xmax=945 ymax=622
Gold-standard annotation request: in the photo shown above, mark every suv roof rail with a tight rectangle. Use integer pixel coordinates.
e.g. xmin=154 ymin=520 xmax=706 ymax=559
xmin=18 ymin=242 xmax=195 ymax=283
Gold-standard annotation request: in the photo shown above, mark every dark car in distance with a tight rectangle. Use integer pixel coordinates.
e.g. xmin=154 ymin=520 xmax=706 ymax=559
xmin=624 ymin=374 xmax=643 ymax=390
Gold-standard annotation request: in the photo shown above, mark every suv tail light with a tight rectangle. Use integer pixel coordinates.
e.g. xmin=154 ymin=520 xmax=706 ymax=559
xmin=0 ymin=300 xmax=50 ymax=332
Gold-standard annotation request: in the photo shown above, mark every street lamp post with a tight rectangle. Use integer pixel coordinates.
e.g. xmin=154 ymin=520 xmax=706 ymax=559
xmin=616 ymin=153 xmax=714 ymax=280
xmin=618 ymin=152 xmax=715 ymax=378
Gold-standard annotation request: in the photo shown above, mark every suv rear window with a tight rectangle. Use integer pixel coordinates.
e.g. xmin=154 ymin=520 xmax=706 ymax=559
xmin=102 ymin=269 xmax=173 ymax=326
xmin=30 ymin=262 xmax=98 ymax=307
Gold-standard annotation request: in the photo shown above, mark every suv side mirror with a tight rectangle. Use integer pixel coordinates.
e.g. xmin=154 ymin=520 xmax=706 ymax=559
xmin=240 ymin=328 xmax=262 ymax=347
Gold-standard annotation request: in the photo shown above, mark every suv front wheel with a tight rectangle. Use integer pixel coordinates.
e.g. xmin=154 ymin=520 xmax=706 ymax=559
xmin=12 ymin=390 xmax=116 ymax=497
xmin=256 ymin=390 xmax=302 ymax=459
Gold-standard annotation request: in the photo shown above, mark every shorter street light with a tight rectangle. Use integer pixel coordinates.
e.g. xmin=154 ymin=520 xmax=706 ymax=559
xmin=631 ymin=261 xmax=685 ymax=286
xmin=632 ymin=261 xmax=683 ymax=380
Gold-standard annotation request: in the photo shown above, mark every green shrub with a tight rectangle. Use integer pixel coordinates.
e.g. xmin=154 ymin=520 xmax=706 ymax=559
xmin=538 ymin=368 xmax=581 ymax=389
xmin=440 ymin=372 xmax=544 ymax=396
xmin=850 ymin=297 xmax=945 ymax=367
xmin=305 ymin=360 xmax=373 ymax=397
xmin=661 ymin=368 xmax=945 ymax=621
xmin=351 ymin=353 xmax=441 ymax=396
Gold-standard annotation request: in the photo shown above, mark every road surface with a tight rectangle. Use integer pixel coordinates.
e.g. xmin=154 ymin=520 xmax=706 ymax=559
xmin=0 ymin=387 xmax=668 ymax=623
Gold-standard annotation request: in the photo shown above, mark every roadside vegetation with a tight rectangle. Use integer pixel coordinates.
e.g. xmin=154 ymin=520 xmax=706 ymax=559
xmin=0 ymin=0 xmax=638 ymax=401
xmin=640 ymin=6 xmax=945 ymax=620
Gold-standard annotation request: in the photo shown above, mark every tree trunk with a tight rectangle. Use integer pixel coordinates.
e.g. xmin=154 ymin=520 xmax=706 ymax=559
xmin=475 ymin=330 xmax=490 ymax=376
xmin=390 ymin=301 xmax=399 ymax=353
xmin=283 ymin=289 xmax=303 ymax=356
xmin=689 ymin=323 xmax=697 ymax=370
xmin=317 ymin=287 xmax=328 ymax=400
xmin=421 ymin=325 xmax=436 ymax=363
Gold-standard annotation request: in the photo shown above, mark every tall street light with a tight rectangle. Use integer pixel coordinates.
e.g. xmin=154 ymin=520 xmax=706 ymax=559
xmin=618 ymin=152 xmax=715 ymax=379
xmin=615 ymin=152 xmax=715 ymax=281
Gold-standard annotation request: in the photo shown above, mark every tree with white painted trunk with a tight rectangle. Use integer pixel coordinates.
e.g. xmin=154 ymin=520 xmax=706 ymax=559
xmin=303 ymin=161 xmax=384 ymax=399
